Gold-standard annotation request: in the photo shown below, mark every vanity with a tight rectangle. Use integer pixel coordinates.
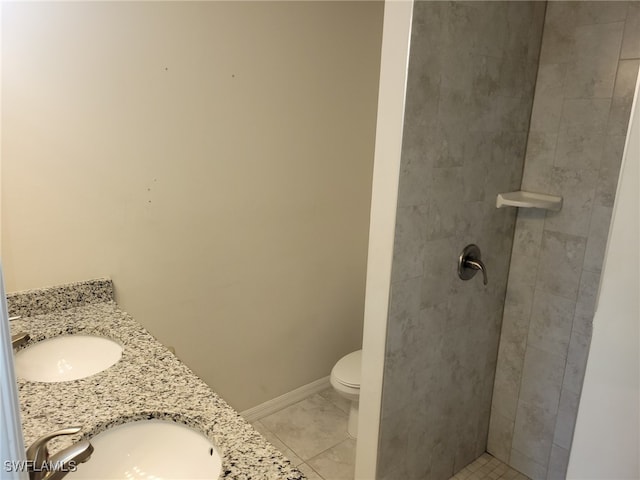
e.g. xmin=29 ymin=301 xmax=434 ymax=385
xmin=8 ymin=279 xmax=304 ymax=480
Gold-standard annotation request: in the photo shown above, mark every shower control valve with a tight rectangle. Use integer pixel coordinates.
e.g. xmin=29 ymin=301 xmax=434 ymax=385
xmin=458 ymin=244 xmax=488 ymax=286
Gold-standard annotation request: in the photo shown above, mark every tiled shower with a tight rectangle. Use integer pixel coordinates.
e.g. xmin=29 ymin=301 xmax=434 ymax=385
xmin=377 ymin=2 xmax=639 ymax=480
xmin=488 ymin=2 xmax=640 ymax=478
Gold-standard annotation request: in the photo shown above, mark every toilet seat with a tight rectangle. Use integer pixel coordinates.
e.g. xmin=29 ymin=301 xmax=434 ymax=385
xmin=331 ymin=350 xmax=361 ymax=388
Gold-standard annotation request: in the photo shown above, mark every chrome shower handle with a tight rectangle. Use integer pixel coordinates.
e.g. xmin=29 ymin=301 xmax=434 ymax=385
xmin=463 ymin=258 xmax=488 ymax=285
xmin=458 ymin=244 xmax=488 ymax=286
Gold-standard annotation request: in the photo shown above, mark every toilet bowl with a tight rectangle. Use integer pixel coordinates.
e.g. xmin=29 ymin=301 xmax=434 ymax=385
xmin=330 ymin=349 xmax=361 ymax=438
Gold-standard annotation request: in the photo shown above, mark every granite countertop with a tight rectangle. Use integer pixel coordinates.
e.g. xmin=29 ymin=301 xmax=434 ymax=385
xmin=8 ymin=279 xmax=303 ymax=480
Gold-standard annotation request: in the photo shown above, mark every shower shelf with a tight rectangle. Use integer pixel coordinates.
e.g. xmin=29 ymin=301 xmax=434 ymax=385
xmin=496 ymin=191 xmax=563 ymax=211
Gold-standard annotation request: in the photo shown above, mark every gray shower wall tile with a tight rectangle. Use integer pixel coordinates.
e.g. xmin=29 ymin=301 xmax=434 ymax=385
xmin=528 ymin=3 xmax=547 ymax=60
xmin=563 ymin=330 xmax=592 ymax=395
xmin=390 ymin=205 xmax=428 ymax=283
xmin=519 ymin=346 xmax=565 ymax=415
xmin=512 ymin=399 xmax=557 ymax=469
xmin=446 ymin=290 xmax=485 ymax=336
xmin=499 ymin=96 xmax=535 ymax=134
xmin=574 ymin=270 xmax=601 ymax=319
xmin=382 ymin=2 xmax=545 ymax=479
xmin=512 ymin=209 xmax=546 ymax=258
xmin=419 ymin=236 xmax=460 ymax=310
xmin=396 ymin=153 xmax=431 ymax=209
xmin=493 ymin=296 xmax=531 ymax=421
xmin=595 ymin=134 xmax=627 ymax=208
xmin=500 ymin=131 xmax=529 ymax=172
xmin=501 ymin=303 xmax=532 ymax=348
xmin=544 ymin=166 xmax=598 ymax=237
xmin=498 ymin=54 xmax=531 ymax=99
xmin=424 ymin=167 xmax=467 ymax=239
xmin=571 ymin=313 xmax=594 ymax=338
xmin=542 ymin=1 xmax=627 ymax=45
xmin=454 ymin=408 xmax=483 ymax=473
xmin=418 ymin=303 xmax=450 ymax=370
xmin=440 ymin=2 xmax=509 ymax=59
xmin=621 ymin=2 xmax=640 ymax=59
xmin=521 ymin=132 xmax=557 ymax=192
xmin=552 ymin=388 xmax=580 ymax=450
xmin=387 ymin=276 xmax=424 ymax=355
xmin=436 ymin=86 xmax=474 ymax=134
xmin=538 ymin=1 xmax=626 ymax=64
xmin=430 ymin=437 xmax=457 ymax=480
xmin=476 ymin=55 xmax=503 ymax=99
xmin=536 ymin=231 xmax=587 ymax=301
xmin=504 ymin=279 xmax=535 ymax=316
xmin=554 ymin=128 xmax=604 ymax=172
xmin=434 ymin=126 xmax=466 ymax=168
xmin=547 ymin=445 xmax=570 ymax=480
xmin=492 ymin=342 xmax=525 ymax=421
xmin=493 ymin=3 xmax=637 ymax=477
xmin=527 ymin=290 xmax=575 ymax=358
xmin=510 ymin=449 xmax=548 ymax=480
xmin=403 ymin=50 xmax=441 ymax=129
xmin=538 ymin=10 xmax=576 ymax=65
xmin=377 ymin=408 xmax=411 ymax=480
xmin=407 ymin=426 xmax=433 ymax=480
xmin=505 ymin=2 xmax=538 ymax=60
xmin=569 ymin=1 xmax=629 ymax=25
xmin=506 ymin=252 xmax=538 ymax=288
xmin=560 ymin=98 xmax=611 ymax=132
xmin=474 ymin=394 xmax=494 ymax=460
xmin=487 ymin=410 xmax=515 ymax=463
xmin=582 ymin=205 xmax=614 ymax=274
xmin=484 ymin=310 xmax=507 ymax=369
xmin=608 ymin=59 xmax=640 ymax=136
xmin=562 ymin=21 xmax=625 ymax=99
xmin=539 ymin=2 xmax=627 ymax=64
xmin=528 ymin=64 xmax=567 ymax=133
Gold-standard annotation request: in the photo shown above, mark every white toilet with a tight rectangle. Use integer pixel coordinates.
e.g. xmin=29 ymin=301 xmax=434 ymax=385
xmin=330 ymin=349 xmax=362 ymax=438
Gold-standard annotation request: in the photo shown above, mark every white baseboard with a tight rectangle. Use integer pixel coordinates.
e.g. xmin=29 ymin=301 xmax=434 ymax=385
xmin=241 ymin=376 xmax=331 ymax=422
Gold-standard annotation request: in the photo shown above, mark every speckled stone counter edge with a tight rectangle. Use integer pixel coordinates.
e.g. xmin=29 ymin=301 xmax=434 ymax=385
xmin=9 ymin=280 xmax=304 ymax=480
xmin=7 ymin=278 xmax=114 ymax=317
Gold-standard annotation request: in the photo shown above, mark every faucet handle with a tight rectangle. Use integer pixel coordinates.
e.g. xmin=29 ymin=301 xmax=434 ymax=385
xmin=26 ymin=426 xmax=83 ymax=465
xmin=463 ymin=258 xmax=488 ymax=285
xmin=457 ymin=244 xmax=488 ymax=286
xmin=11 ymin=332 xmax=30 ymax=349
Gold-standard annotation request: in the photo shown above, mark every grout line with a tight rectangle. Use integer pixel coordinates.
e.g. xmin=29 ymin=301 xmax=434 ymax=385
xmin=305 ymin=436 xmax=353 ymax=467
xmin=257 ymin=393 xmax=351 ymax=469
xmin=302 ymin=462 xmax=326 ymax=480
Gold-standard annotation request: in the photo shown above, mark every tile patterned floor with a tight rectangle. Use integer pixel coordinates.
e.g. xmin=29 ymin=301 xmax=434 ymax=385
xmin=252 ymin=387 xmax=356 ymax=480
xmin=451 ymin=453 xmax=530 ymax=480
xmin=253 ymin=388 xmax=528 ymax=480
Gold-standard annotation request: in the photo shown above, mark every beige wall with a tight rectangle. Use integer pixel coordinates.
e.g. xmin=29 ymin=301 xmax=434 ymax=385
xmin=1 ymin=1 xmax=383 ymax=411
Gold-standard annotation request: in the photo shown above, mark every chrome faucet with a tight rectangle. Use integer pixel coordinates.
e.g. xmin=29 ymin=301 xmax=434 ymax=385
xmin=11 ymin=332 xmax=30 ymax=349
xmin=26 ymin=427 xmax=94 ymax=480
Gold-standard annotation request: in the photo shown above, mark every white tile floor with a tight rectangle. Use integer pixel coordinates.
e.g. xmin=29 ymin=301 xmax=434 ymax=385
xmin=252 ymin=388 xmax=528 ymax=480
xmin=252 ymin=387 xmax=355 ymax=480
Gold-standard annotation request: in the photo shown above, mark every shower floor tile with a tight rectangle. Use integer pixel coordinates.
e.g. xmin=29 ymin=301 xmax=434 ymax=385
xmin=451 ymin=453 xmax=530 ymax=480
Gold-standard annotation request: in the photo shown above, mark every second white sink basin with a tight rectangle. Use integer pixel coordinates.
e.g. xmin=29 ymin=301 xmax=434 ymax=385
xmin=14 ymin=335 xmax=123 ymax=382
xmin=71 ymin=419 xmax=222 ymax=479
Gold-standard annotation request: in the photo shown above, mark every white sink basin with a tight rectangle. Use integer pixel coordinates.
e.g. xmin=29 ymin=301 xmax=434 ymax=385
xmin=72 ymin=420 xmax=222 ymax=479
xmin=14 ymin=335 xmax=123 ymax=382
